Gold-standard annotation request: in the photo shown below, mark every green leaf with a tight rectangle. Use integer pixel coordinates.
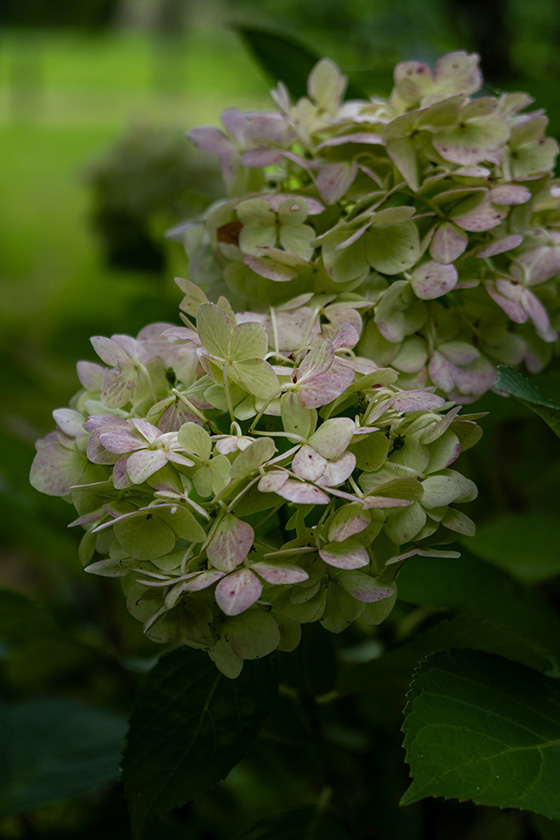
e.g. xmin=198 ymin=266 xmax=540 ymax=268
xmin=339 ymin=615 xmax=555 ymax=694
xmin=0 ymin=698 xmax=126 ymax=817
xmin=495 ymin=365 xmax=560 ymax=437
xmin=122 ymin=647 xmax=278 ymax=835
xmin=397 ymin=552 xmax=560 ymax=668
xmin=468 ymin=512 xmax=560 ymax=583
xmin=234 ymin=27 xmax=365 ymax=100
xmin=401 ymin=649 xmax=560 ymax=818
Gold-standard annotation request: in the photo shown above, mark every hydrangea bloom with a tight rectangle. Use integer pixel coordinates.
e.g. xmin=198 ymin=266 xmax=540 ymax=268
xmin=31 ymin=291 xmax=481 ymax=677
xmin=180 ymin=52 xmax=560 ymax=401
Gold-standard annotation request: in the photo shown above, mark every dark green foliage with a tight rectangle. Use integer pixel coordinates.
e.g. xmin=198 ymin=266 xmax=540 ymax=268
xmin=122 ymin=648 xmax=279 ymax=836
xmin=402 ymin=650 xmax=560 ymax=818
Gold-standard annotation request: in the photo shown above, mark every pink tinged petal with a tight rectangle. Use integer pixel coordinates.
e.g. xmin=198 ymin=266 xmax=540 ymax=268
xmin=240 ymin=148 xmax=284 ymax=167
xmin=452 ymin=358 xmax=497 ymax=396
xmin=429 ymin=222 xmax=468 ymax=264
xmin=297 ymin=339 xmax=335 ymax=381
xmin=166 ymin=452 xmax=196 ymax=467
xmin=298 ymin=373 xmax=347 ymax=408
xmin=53 ymin=409 xmax=84 ymax=437
xmin=410 ymin=261 xmax=457 ymax=300
xmin=100 ymin=429 xmax=145 ymax=454
xmin=516 ymin=246 xmax=560 ymax=283
xmin=30 ymin=444 xmax=93 ymax=497
xmin=90 ymin=336 xmax=130 ymax=366
xmin=292 ymin=445 xmax=327 ymax=482
xmin=100 ymin=367 xmax=137 ymax=408
xmin=452 ymin=198 xmax=508 ymax=232
xmin=328 ymin=507 xmax=370 ymax=542
xmin=276 ymin=480 xmax=330 ymax=505
xmin=362 ymin=496 xmax=412 ymax=509
xmin=318 ymin=132 xmax=384 ymax=148
xmin=87 ymin=431 xmax=119 ymax=464
xmin=438 ymin=341 xmax=480 ymax=366
xmin=112 ymin=457 xmax=132 ymax=489
xmin=251 ymin=562 xmax=309 ymax=585
xmin=476 ymin=234 xmax=523 ymax=258
xmin=486 ymin=284 xmax=527 ymax=323
xmin=207 ymin=514 xmax=254 ymax=572
xmin=215 ymin=569 xmax=262 ymax=616
xmin=521 ymin=289 xmax=557 ymax=340
xmin=243 ymin=255 xmax=297 ymax=282
xmin=130 ymin=418 xmax=160 ymax=443
xmin=112 ymin=334 xmax=145 ymax=359
xmin=187 ymin=126 xmax=233 ymax=155
xmin=315 ymin=162 xmax=358 ymax=205
xmin=185 ymin=570 xmax=226 ymax=592
xmin=126 ymin=449 xmax=168 ymax=484
xmin=489 ymin=185 xmax=531 ymax=205
xmin=392 ymin=390 xmax=446 ymax=411
xmin=77 ymin=360 xmax=104 ymax=390
xmin=221 ymin=108 xmax=248 ymax=145
xmin=319 ymin=539 xmax=369 ymax=570
xmin=339 ymin=572 xmax=395 ymax=603
xmin=258 ymin=471 xmax=289 ymax=493
xmin=429 ymin=352 xmax=456 ymax=393
xmin=434 ymin=51 xmax=482 ymax=95
xmin=316 ymin=451 xmax=356 ymax=486
xmin=331 ymin=322 xmax=360 ymax=349
xmin=83 ymin=415 xmax=129 ymax=433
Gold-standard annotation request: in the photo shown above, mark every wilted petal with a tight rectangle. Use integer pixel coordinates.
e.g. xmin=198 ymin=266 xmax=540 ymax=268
xmin=185 ymin=570 xmax=226 ymax=592
xmin=476 ymin=234 xmax=523 ymax=257
xmin=187 ymin=126 xmax=233 ymax=156
xmin=339 ymin=572 xmax=396 ymax=603
xmin=319 ymin=539 xmax=369 ymax=570
xmin=276 ymin=480 xmax=330 ymax=505
xmin=315 ymin=162 xmax=357 ymax=205
xmin=251 ymin=562 xmax=309 ymax=585
xmin=126 ymin=449 xmax=168 ymax=484
xmin=429 ymin=222 xmax=468 ymax=264
xmin=292 ymin=445 xmax=327 ymax=482
xmin=316 ymin=452 xmax=356 ymax=486
xmin=207 ymin=514 xmax=254 ymax=572
xmin=392 ymin=390 xmax=445 ymax=411
xmin=215 ymin=569 xmax=262 ymax=616
xmin=411 ymin=261 xmax=457 ymax=299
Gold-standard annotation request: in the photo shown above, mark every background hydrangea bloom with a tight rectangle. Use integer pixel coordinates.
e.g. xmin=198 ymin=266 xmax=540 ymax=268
xmin=181 ymin=52 xmax=560 ymax=402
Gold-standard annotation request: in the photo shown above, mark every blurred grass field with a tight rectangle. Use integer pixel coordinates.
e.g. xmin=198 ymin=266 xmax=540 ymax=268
xmin=0 ymin=27 xmax=270 ymax=590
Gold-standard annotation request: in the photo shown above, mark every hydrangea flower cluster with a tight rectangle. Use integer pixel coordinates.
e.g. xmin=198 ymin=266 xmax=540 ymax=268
xmin=30 ymin=284 xmax=481 ymax=676
xmin=181 ymin=52 xmax=560 ymax=402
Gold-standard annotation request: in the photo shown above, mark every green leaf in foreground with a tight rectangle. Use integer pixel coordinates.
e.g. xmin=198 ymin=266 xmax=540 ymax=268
xmin=234 ymin=27 xmax=366 ymax=100
xmin=495 ymin=365 xmax=560 ymax=437
xmin=401 ymin=649 xmax=560 ymax=817
xmin=0 ymin=698 xmax=126 ymax=817
xmin=122 ymin=647 xmax=279 ymax=836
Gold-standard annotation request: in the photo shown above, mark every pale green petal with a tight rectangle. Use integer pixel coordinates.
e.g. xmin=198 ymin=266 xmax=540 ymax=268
xmin=197 ymin=303 xmax=231 ymax=358
xmin=364 ymin=222 xmax=420 ymax=275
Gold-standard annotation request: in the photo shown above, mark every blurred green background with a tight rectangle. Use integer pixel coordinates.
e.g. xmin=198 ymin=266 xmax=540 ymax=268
xmin=2 ymin=1 xmax=560 ymax=837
